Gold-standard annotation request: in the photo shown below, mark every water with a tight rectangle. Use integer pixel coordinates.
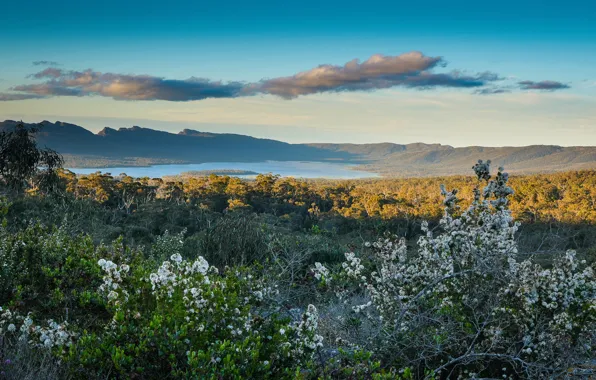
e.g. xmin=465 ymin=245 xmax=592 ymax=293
xmin=68 ymin=161 xmax=380 ymax=179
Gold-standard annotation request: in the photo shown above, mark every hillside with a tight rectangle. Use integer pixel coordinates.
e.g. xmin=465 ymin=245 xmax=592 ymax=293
xmin=311 ymin=143 xmax=596 ymax=176
xmin=2 ymin=120 xmax=596 ymax=176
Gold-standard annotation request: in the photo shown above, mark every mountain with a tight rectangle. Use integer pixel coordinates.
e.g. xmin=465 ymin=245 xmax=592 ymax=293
xmin=0 ymin=120 xmax=356 ymax=165
xmin=2 ymin=120 xmax=596 ymax=177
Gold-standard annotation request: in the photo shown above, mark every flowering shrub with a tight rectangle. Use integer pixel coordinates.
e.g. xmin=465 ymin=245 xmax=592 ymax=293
xmin=150 ymin=228 xmax=186 ymax=262
xmin=313 ymin=161 xmax=596 ymax=378
xmin=67 ymin=239 xmax=326 ymax=378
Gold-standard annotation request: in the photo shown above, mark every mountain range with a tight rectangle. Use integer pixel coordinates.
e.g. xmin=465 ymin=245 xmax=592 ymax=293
xmin=2 ymin=120 xmax=596 ymax=177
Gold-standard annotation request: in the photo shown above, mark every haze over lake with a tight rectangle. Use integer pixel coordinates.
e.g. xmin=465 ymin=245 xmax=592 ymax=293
xmin=68 ymin=161 xmax=380 ymax=179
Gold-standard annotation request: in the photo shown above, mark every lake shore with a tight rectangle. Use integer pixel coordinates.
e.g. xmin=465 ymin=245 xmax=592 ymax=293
xmin=67 ymin=161 xmax=381 ymax=179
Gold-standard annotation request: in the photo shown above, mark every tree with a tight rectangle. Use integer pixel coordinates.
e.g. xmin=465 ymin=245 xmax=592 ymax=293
xmin=0 ymin=122 xmax=63 ymax=193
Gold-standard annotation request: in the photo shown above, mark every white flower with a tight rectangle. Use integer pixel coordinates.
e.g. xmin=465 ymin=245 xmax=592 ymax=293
xmin=107 ymin=291 xmax=119 ymax=301
xmin=312 ymin=262 xmax=330 ymax=281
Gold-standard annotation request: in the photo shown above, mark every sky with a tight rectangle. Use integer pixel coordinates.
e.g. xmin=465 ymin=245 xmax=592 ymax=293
xmin=1 ymin=0 xmax=595 ymax=147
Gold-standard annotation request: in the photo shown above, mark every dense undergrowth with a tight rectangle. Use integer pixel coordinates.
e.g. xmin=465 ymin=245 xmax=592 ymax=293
xmin=0 ymin=149 xmax=595 ymax=378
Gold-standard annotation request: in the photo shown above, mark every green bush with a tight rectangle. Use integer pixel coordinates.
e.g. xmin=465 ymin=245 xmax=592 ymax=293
xmin=195 ymin=212 xmax=269 ymax=267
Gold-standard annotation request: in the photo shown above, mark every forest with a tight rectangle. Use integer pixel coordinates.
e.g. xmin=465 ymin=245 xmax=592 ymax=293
xmin=0 ymin=123 xmax=594 ymax=379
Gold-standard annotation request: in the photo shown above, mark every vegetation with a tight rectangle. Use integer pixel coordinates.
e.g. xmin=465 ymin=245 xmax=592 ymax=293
xmin=0 ymin=125 xmax=594 ymax=378
xmin=40 ymin=166 xmax=596 ymax=257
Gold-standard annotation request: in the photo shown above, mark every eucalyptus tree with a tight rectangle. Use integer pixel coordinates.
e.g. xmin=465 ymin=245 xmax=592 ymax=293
xmin=0 ymin=121 xmax=63 ymax=193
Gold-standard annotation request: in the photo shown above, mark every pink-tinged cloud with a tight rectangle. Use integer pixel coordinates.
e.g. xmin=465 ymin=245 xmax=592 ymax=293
xmin=253 ymin=54 xmax=504 ymax=98
xmin=14 ymin=70 xmax=246 ymax=101
xmin=254 ymin=52 xmax=448 ymax=98
xmin=2 ymin=51 xmax=569 ymax=101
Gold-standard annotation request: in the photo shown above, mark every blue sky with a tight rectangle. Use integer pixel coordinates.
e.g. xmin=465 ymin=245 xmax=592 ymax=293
xmin=1 ymin=0 xmax=595 ymax=146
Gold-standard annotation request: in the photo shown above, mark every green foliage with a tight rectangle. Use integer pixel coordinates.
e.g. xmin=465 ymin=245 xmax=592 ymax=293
xmin=0 ymin=219 xmax=323 ymax=378
xmin=0 ymin=223 xmax=147 ymax=329
xmin=66 ymin=264 xmax=307 ymax=378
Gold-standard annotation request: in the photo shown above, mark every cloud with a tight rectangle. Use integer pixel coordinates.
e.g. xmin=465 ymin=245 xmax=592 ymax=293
xmin=29 ymin=67 xmax=65 ymax=79
xmin=251 ymin=53 xmax=504 ymax=98
xmin=32 ymin=61 xmax=60 ymax=66
xmin=0 ymin=93 xmax=45 ymax=101
xmin=4 ymin=51 xmax=569 ymax=101
xmin=12 ymin=83 xmax=84 ymax=97
xmin=14 ymin=69 xmax=246 ymax=101
xmin=256 ymin=67 xmax=501 ymax=98
xmin=474 ymin=87 xmax=511 ymax=95
xmin=398 ymin=71 xmax=501 ymax=89
xmin=253 ymin=52 xmax=445 ymax=98
xmin=518 ymin=80 xmax=570 ymax=91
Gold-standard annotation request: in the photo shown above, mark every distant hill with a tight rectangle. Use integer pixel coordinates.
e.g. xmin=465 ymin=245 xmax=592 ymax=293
xmin=2 ymin=120 xmax=596 ymax=177
xmin=309 ymin=143 xmax=596 ymax=176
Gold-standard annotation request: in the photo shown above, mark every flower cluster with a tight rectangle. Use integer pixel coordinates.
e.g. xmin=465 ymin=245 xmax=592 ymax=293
xmin=342 ymin=252 xmax=365 ymax=278
xmin=312 ymin=262 xmax=330 ymax=282
xmin=493 ymin=250 xmax=596 ymax=366
xmin=151 ymin=229 xmax=186 ymax=260
xmin=98 ymin=258 xmax=130 ymax=305
xmin=32 ymin=319 xmax=76 ymax=349
xmin=149 ymin=254 xmax=210 ymax=298
xmin=0 ymin=307 xmax=76 ymax=352
xmin=282 ymin=304 xmax=324 ymax=359
xmin=0 ymin=306 xmax=16 ymax=335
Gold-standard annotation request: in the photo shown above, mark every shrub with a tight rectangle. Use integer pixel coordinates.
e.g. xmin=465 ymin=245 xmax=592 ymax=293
xmin=313 ymin=161 xmax=596 ymax=378
xmin=196 ymin=212 xmax=269 ymax=267
xmin=0 ymin=216 xmax=328 ymax=379
xmin=66 ymin=254 xmax=324 ymax=378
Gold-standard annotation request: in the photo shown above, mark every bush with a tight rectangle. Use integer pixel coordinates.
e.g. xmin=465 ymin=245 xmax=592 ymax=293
xmin=312 ymin=161 xmax=596 ymax=378
xmin=0 ymin=226 xmax=328 ymax=378
xmin=195 ymin=212 xmax=269 ymax=267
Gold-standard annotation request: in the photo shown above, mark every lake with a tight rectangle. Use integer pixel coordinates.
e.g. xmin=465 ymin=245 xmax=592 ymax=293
xmin=68 ymin=161 xmax=380 ymax=179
